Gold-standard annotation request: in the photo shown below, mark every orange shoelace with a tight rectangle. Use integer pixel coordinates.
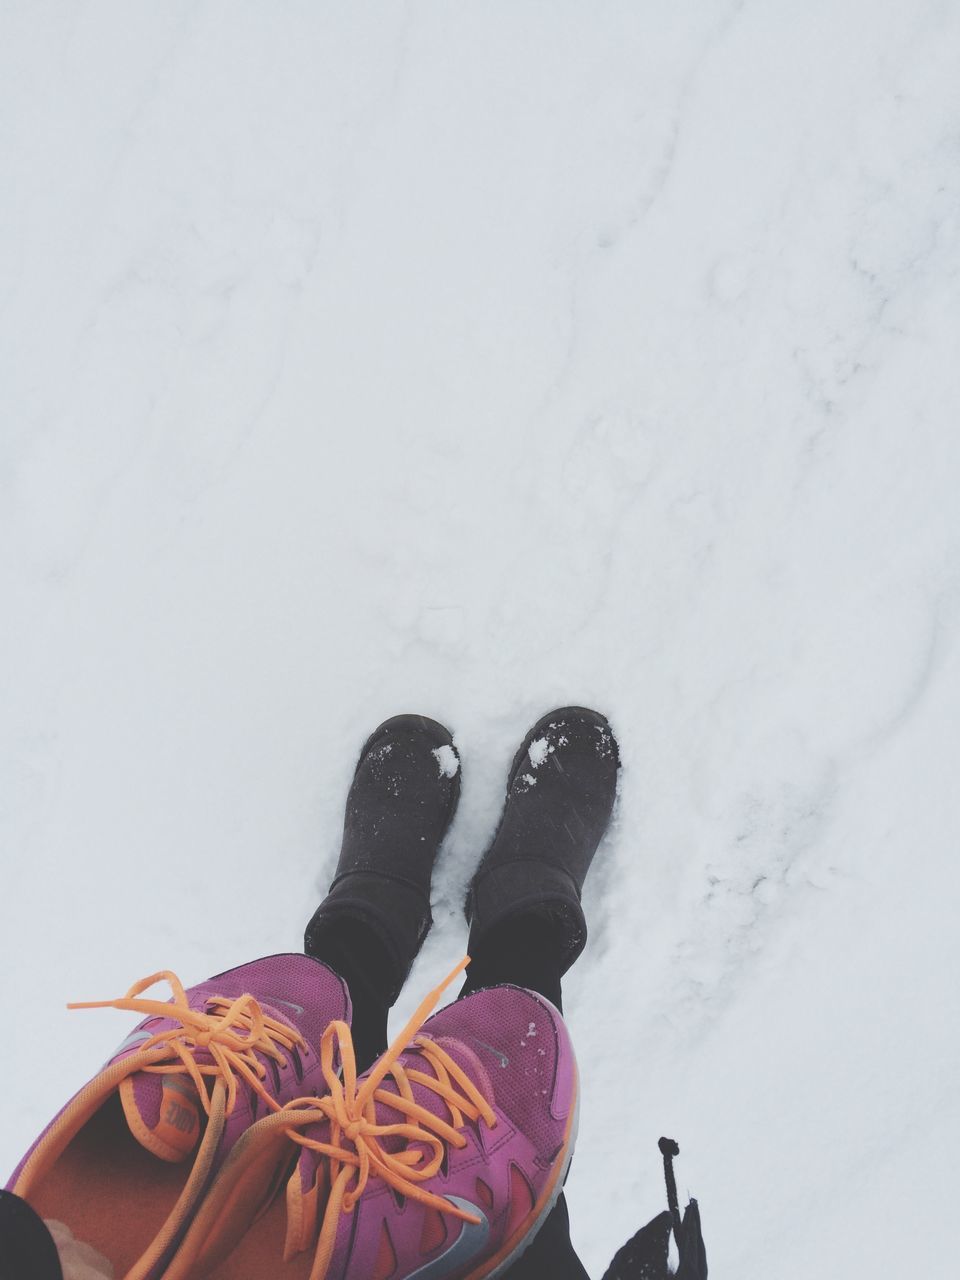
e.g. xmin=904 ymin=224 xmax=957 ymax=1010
xmin=282 ymin=957 xmax=496 ymax=1280
xmin=69 ymin=971 xmax=306 ymax=1117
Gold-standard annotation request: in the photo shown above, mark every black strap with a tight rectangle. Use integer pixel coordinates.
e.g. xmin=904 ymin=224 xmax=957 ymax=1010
xmin=658 ymin=1136 xmax=683 ymax=1248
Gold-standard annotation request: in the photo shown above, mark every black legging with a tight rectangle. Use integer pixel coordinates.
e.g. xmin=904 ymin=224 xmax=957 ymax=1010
xmin=307 ymin=912 xmax=590 ymax=1279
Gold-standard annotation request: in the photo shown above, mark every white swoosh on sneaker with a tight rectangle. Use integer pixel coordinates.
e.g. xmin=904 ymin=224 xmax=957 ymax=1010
xmin=471 ymin=1037 xmax=509 ymax=1068
xmin=263 ymin=996 xmax=305 ymax=1014
xmin=403 ymin=1197 xmax=490 ymax=1279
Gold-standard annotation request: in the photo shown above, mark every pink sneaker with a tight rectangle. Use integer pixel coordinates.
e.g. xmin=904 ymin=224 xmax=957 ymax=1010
xmin=166 ymin=961 xmax=578 ymax=1280
xmin=6 ymin=954 xmax=350 ymax=1280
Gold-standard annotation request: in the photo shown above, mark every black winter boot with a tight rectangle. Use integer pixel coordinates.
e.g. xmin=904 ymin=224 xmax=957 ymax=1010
xmin=465 ymin=706 xmax=619 ymax=974
xmin=305 ymin=714 xmax=460 ymax=1006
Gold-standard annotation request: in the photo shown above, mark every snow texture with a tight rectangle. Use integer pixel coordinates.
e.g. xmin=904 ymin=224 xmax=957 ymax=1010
xmin=432 ymin=744 xmax=460 ymax=780
xmin=2 ymin=4 xmax=960 ymax=1277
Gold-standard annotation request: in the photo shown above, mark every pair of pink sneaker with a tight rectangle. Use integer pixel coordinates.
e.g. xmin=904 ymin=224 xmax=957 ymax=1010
xmin=7 ymin=953 xmax=577 ymax=1280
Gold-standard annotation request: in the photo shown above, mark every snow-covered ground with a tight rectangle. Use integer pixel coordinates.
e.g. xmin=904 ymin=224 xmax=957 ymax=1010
xmin=3 ymin=3 xmax=960 ymax=1275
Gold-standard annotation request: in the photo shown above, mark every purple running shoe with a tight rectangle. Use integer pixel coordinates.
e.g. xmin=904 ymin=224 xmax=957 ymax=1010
xmin=6 ymin=954 xmax=350 ymax=1280
xmin=165 ymin=960 xmax=578 ymax=1280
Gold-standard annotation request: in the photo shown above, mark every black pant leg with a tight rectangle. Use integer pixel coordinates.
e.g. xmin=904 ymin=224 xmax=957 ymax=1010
xmin=304 ymin=915 xmax=397 ymax=1073
xmin=506 ymin=1194 xmax=591 ymax=1280
xmin=459 ymin=913 xmax=565 ymax=1009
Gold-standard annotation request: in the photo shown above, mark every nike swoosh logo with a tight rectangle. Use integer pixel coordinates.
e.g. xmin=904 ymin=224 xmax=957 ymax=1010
xmin=263 ymin=996 xmax=305 ymax=1014
xmin=404 ymin=1197 xmax=491 ymax=1279
xmin=472 ymin=1038 xmax=509 ymax=1068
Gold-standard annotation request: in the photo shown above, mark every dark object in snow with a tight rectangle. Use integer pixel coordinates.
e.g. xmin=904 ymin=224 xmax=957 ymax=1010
xmin=0 ymin=1190 xmax=63 ymax=1280
xmin=305 ymin=713 xmax=461 ymax=1007
xmin=601 ymin=1137 xmax=708 ymax=1280
xmin=466 ymin=706 xmax=620 ymax=975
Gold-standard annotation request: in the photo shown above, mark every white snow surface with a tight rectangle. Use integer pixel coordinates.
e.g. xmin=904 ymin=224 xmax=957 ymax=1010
xmin=3 ymin=5 xmax=960 ymax=1276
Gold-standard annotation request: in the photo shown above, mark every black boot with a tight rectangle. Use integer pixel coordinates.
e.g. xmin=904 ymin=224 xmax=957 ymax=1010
xmin=305 ymin=714 xmax=460 ymax=1009
xmin=465 ymin=706 xmax=619 ymax=976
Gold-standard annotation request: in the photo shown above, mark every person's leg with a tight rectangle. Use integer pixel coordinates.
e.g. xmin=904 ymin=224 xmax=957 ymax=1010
xmin=509 ymin=1195 xmax=591 ymax=1280
xmin=304 ymin=714 xmax=460 ymax=1072
xmin=460 ymin=912 xmax=565 ymax=1010
xmin=462 ymin=707 xmax=621 ymax=1280
xmin=304 ymin=915 xmax=395 ymax=1071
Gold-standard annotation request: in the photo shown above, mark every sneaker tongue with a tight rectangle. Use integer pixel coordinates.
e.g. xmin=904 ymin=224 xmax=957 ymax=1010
xmin=118 ymin=1073 xmax=203 ymax=1162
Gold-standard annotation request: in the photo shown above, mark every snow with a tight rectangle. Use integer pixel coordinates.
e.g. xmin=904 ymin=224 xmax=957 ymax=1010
xmin=527 ymin=737 xmax=552 ymax=768
xmin=3 ymin=3 xmax=960 ymax=1276
xmin=432 ymin=744 xmax=460 ymax=780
